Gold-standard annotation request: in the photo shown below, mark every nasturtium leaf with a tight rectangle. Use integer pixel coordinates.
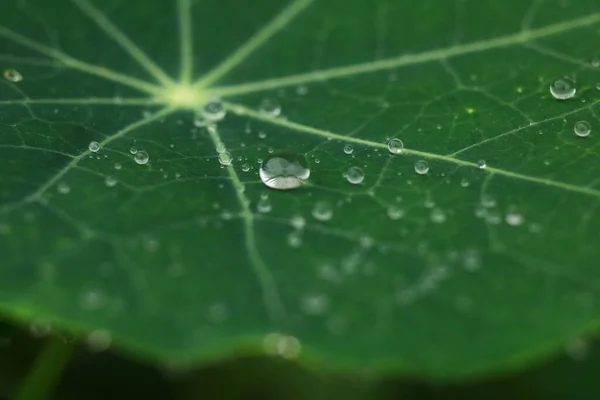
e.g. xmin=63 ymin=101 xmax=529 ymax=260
xmin=1 ymin=0 xmax=600 ymax=378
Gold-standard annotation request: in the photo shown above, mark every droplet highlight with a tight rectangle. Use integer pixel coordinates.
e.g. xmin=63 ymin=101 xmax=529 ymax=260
xmin=259 ymin=151 xmax=310 ymax=190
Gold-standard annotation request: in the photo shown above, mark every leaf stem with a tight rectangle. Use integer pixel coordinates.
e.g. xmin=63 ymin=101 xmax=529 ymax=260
xmin=15 ymin=335 xmax=75 ymax=400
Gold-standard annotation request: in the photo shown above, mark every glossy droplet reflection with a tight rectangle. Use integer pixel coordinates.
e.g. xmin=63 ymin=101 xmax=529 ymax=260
xmin=134 ymin=151 xmax=149 ymax=165
xmin=387 ymin=138 xmax=404 ymax=154
xmin=345 ymin=166 xmax=364 ymax=185
xmin=550 ymin=77 xmax=576 ymax=100
xmin=574 ymin=120 xmax=591 ymax=137
xmin=259 ymin=151 xmax=310 ymax=190
xmin=3 ymin=68 xmax=22 ymax=82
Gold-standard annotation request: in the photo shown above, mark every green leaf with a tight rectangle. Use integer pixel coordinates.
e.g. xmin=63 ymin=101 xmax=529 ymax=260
xmin=1 ymin=0 xmax=599 ymax=378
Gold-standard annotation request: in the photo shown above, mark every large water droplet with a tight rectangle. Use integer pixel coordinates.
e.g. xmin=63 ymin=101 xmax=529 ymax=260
xmin=387 ymin=138 xmax=404 ymax=154
xmin=259 ymin=151 xmax=310 ymax=190
xmin=574 ymin=120 xmax=591 ymax=137
xmin=3 ymin=68 xmax=23 ymax=82
xmin=201 ymin=99 xmax=226 ymax=122
xmin=258 ymin=98 xmax=282 ymax=117
xmin=414 ymin=160 xmax=429 ymax=175
xmin=134 ymin=151 xmax=149 ymax=165
xmin=477 ymin=160 xmax=487 ymax=169
xmin=345 ymin=166 xmax=364 ymax=185
xmin=312 ymin=201 xmax=333 ymax=222
xmin=218 ymin=152 xmax=233 ymax=166
xmin=550 ymin=77 xmax=576 ymax=100
xmin=88 ymin=141 xmax=100 ymax=153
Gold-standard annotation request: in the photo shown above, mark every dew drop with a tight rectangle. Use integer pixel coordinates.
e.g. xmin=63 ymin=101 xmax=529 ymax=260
xmin=256 ymin=198 xmax=272 ymax=213
xmin=300 ymin=293 xmax=329 ymax=316
xmin=312 ymin=201 xmax=333 ymax=222
xmin=134 ymin=151 xmax=149 ymax=165
xmin=57 ymin=182 xmax=70 ymax=194
xmin=460 ymin=177 xmax=470 ymax=187
xmin=574 ymin=120 xmax=591 ymax=137
xmin=88 ymin=141 xmax=100 ymax=153
xmin=86 ymin=329 xmax=112 ymax=353
xmin=477 ymin=160 xmax=487 ymax=169
xmin=201 ymin=99 xmax=226 ymax=122
xmin=505 ymin=209 xmax=524 ymax=226
xmin=105 ymin=176 xmax=117 ymax=187
xmin=218 ymin=152 xmax=233 ymax=166
xmin=3 ymin=68 xmax=23 ymax=82
xmin=258 ymin=131 xmax=267 ymax=139
xmin=290 ymin=215 xmax=305 ymax=230
xmin=387 ymin=206 xmax=404 ymax=220
xmin=430 ymin=208 xmax=446 ymax=223
xmin=259 ymin=151 xmax=310 ymax=190
xmin=387 ymin=138 xmax=404 ymax=154
xmin=241 ymin=163 xmax=250 ymax=172
xmin=263 ymin=333 xmax=301 ymax=359
xmin=345 ymin=166 xmax=364 ymax=185
xmin=343 ymin=144 xmax=354 ymax=155
xmin=549 ymin=77 xmax=576 ymax=100
xmin=287 ymin=231 xmax=303 ymax=248
xmin=414 ymin=160 xmax=429 ymax=175
xmin=129 ymin=146 xmax=138 ymax=155
xmin=114 ymin=163 xmax=122 ymax=170
xmin=258 ymin=98 xmax=282 ymax=117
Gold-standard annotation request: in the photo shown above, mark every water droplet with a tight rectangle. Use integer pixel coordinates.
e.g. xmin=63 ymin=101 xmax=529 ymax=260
xmin=387 ymin=138 xmax=404 ymax=154
xmin=134 ymin=151 xmax=149 ymax=165
xmin=549 ymin=77 xmax=576 ymax=100
xmin=105 ymin=176 xmax=117 ymax=187
xmin=57 ymin=182 xmax=70 ymax=194
xmin=345 ymin=166 xmax=365 ymax=185
xmin=86 ymin=329 xmax=112 ymax=352
xmin=430 ymin=208 xmax=446 ymax=223
xmin=88 ymin=141 xmax=100 ymax=153
xmin=256 ymin=198 xmax=272 ymax=213
xmin=290 ymin=215 xmax=305 ymax=230
xmin=460 ymin=177 xmax=470 ymax=187
xmin=114 ymin=163 xmax=122 ymax=170
xmin=414 ymin=160 xmax=429 ymax=175
xmin=387 ymin=206 xmax=404 ymax=220
xmin=300 ymin=293 xmax=329 ymax=315
xmin=3 ymin=68 xmax=22 ymax=82
xmin=343 ymin=144 xmax=354 ymax=155
xmin=241 ymin=163 xmax=250 ymax=172
xmin=215 ymin=144 xmax=226 ymax=153
xmin=593 ymin=58 xmax=600 ymax=68
xmin=296 ymin=85 xmax=309 ymax=95
xmin=258 ymin=131 xmax=267 ymax=139
xmin=287 ymin=231 xmax=302 ymax=248
xmin=201 ymin=99 xmax=226 ymax=122
xmin=505 ymin=209 xmax=524 ymax=226
xmin=259 ymin=151 xmax=310 ymax=190
xmin=263 ymin=333 xmax=301 ymax=359
xmin=477 ymin=160 xmax=487 ymax=169
xmin=312 ymin=201 xmax=333 ymax=222
xmin=574 ymin=120 xmax=591 ymax=137
xmin=129 ymin=146 xmax=138 ymax=155
xmin=193 ymin=115 xmax=208 ymax=127
xmin=258 ymin=98 xmax=282 ymax=117
xmin=217 ymin=152 xmax=232 ymax=166
xmin=481 ymin=194 xmax=497 ymax=208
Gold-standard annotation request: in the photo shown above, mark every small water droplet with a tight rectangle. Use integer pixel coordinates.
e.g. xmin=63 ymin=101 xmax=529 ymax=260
xmin=343 ymin=144 xmax=354 ymax=154
xmin=114 ymin=163 xmax=122 ymax=170
xmin=430 ymin=208 xmax=446 ymax=223
xmin=574 ymin=120 xmax=591 ymax=137
xmin=505 ymin=209 xmax=524 ymax=226
xmin=215 ymin=144 xmax=226 ymax=153
xmin=460 ymin=177 xmax=470 ymax=187
xmin=263 ymin=333 xmax=301 ymax=359
xmin=477 ymin=160 xmax=487 ymax=169
xmin=550 ymin=77 xmax=576 ymax=100
xmin=345 ymin=166 xmax=364 ymax=185
xmin=259 ymin=151 xmax=310 ymax=190
xmin=3 ymin=68 xmax=23 ymax=82
xmin=387 ymin=206 xmax=404 ymax=220
xmin=300 ymin=293 xmax=329 ymax=315
xmin=88 ymin=141 xmax=100 ymax=153
xmin=201 ymin=99 xmax=226 ymax=122
xmin=565 ymin=337 xmax=588 ymax=361
xmin=134 ymin=151 xmax=149 ymax=165
xmin=217 ymin=152 xmax=232 ymax=166
xmin=258 ymin=98 xmax=282 ymax=117
xmin=57 ymin=182 xmax=70 ymax=194
xmin=296 ymin=85 xmax=308 ymax=95
xmin=312 ymin=201 xmax=333 ymax=222
xmin=256 ymin=198 xmax=272 ymax=213
xmin=290 ymin=215 xmax=305 ymax=229
xmin=129 ymin=146 xmax=138 ymax=155
xmin=258 ymin=131 xmax=267 ymax=139
xmin=241 ymin=163 xmax=250 ymax=172
xmin=287 ymin=231 xmax=302 ymax=248
xmin=414 ymin=160 xmax=429 ymax=175
xmin=86 ymin=329 xmax=112 ymax=353
xmin=592 ymin=58 xmax=600 ymax=68
xmin=387 ymin=138 xmax=404 ymax=154
xmin=105 ymin=176 xmax=117 ymax=187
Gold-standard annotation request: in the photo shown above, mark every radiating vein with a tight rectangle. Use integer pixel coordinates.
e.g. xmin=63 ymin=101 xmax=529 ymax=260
xmin=212 ymin=11 xmax=600 ymax=97
xmin=225 ymin=102 xmax=600 ymax=198
xmin=177 ymin=0 xmax=193 ymax=83
xmin=0 ymin=26 xmax=163 ymax=95
xmin=205 ymin=126 xmax=285 ymax=322
xmin=0 ymin=97 xmax=164 ymax=106
xmin=71 ymin=0 xmax=175 ymax=87
xmin=0 ymin=107 xmax=175 ymax=215
xmin=194 ymin=0 xmax=315 ymax=88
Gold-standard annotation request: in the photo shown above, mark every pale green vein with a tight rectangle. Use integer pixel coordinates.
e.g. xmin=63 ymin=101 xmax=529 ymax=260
xmin=212 ymin=11 xmax=600 ymax=97
xmin=205 ymin=125 xmax=284 ymax=322
xmin=449 ymin=99 xmax=600 ymax=156
xmin=1 ymin=107 xmax=175 ymax=215
xmin=225 ymin=102 xmax=600 ymax=199
xmin=194 ymin=0 xmax=315 ymax=88
xmin=0 ymin=97 xmax=164 ymax=106
xmin=0 ymin=26 xmax=163 ymax=95
xmin=177 ymin=0 xmax=193 ymax=83
xmin=71 ymin=0 xmax=175 ymax=87
xmin=0 ymin=145 xmax=75 ymax=158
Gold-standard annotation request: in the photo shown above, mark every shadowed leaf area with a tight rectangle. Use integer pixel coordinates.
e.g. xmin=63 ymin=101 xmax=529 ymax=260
xmin=0 ymin=0 xmax=599 ymax=379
